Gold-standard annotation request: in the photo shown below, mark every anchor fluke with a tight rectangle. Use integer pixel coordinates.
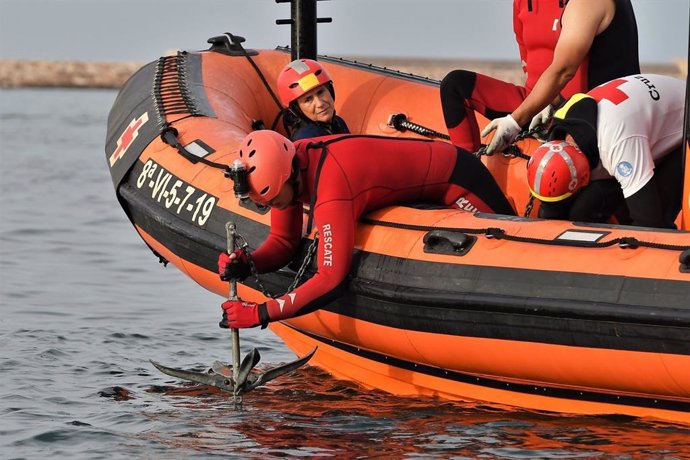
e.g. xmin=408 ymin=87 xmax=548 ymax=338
xmin=150 ymin=359 xmax=236 ymax=393
xmin=150 ymin=346 xmax=316 ymax=395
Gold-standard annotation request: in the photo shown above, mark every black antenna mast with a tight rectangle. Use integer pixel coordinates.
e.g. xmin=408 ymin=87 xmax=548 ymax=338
xmin=276 ymin=0 xmax=332 ymax=60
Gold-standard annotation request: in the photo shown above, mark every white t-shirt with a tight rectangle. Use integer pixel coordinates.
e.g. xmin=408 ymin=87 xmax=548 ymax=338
xmin=590 ymin=74 xmax=685 ymax=198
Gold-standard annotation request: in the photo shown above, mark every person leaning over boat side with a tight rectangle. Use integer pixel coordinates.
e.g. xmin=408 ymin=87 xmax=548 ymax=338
xmin=217 ymin=131 xmax=516 ymax=329
xmin=526 ymin=74 xmax=685 ymax=229
xmin=277 ymin=59 xmax=350 ymax=141
xmin=440 ymin=0 xmax=639 ymax=155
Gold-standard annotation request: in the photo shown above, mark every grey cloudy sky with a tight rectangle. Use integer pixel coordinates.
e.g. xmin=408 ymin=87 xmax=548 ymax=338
xmin=0 ymin=0 xmax=688 ymax=64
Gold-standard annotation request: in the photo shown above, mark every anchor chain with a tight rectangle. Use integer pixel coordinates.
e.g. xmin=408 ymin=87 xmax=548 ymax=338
xmin=472 ymin=124 xmax=545 ymax=160
xmin=523 ymin=194 xmax=536 ymax=218
xmin=234 ymin=231 xmax=320 ymax=298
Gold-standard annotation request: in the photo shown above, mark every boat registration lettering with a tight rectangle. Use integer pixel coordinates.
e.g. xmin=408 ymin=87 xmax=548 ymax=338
xmin=135 ymin=159 xmax=217 ymax=226
xmin=322 ymin=223 xmax=333 ymax=266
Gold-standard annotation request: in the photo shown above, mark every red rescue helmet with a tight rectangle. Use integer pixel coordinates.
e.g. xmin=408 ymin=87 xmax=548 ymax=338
xmin=238 ymin=130 xmax=295 ymax=204
xmin=277 ymin=59 xmax=333 ymax=107
xmin=527 ymin=141 xmax=590 ymax=202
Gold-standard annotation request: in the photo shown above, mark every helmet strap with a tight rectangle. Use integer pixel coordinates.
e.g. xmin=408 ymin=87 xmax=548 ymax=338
xmin=325 ymin=81 xmax=335 ymax=101
xmin=288 ymin=101 xmax=306 ymax=120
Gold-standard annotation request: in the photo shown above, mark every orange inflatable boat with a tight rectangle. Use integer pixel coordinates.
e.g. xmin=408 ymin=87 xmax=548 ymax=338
xmin=105 ymin=37 xmax=690 ymax=424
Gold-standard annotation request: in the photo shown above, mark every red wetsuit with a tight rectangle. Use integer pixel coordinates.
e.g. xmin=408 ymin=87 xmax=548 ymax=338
xmin=248 ymin=135 xmax=515 ymax=322
xmin=440 ymin=0 xmax=639 ymax=151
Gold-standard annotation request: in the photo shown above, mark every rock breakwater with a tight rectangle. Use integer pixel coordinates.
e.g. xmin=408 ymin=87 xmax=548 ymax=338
xmin=0 ymin=58 xmax=684 ymax=89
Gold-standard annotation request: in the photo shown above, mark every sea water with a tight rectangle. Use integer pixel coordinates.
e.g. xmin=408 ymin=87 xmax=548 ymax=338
xmin=1 ymin=88 xmax=689 ymax=459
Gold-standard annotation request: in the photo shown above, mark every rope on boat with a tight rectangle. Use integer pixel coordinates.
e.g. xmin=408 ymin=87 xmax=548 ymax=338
xmin=387 ymin=113 xmax=451 ymax=140
xmin=358 ymin=216 xmax=690 ymax=253
xmin=219 ymin=33 xmax=286 ymax=131
xmin=160 ymin=127 xmax=231 ymax=173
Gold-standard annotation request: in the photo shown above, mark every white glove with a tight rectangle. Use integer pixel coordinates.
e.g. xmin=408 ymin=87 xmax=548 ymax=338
xmin=480 ymin=114 xmax=521 ymax=155
xmin=528 ymin=105 xmax=554 ymax=141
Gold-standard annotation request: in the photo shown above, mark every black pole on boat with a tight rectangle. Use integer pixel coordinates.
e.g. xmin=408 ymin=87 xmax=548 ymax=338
xmin=682 ymin=7 xmax=690 ymax=230
xmin=276 ymin=0 xmax=332 ymax=60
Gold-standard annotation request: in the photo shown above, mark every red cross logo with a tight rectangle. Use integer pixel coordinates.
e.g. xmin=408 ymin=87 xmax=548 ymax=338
xmin=109 ymin=112 xmax=149 ymax=167
xmin=588 ymin=79 xmax=629 ymax=105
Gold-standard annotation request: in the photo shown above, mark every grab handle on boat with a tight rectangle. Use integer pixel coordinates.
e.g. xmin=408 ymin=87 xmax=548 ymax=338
xmin=423 ymin=230 xmax=476 ymax=256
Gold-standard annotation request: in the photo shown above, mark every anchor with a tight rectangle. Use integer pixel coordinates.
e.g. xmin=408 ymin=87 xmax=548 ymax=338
xmin=151 ymin=221 xmax=316 ymax=401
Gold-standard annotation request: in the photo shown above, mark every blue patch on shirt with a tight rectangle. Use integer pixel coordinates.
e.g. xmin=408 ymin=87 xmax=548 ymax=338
xmin=616 ymin=161 xmax=633 ymax=177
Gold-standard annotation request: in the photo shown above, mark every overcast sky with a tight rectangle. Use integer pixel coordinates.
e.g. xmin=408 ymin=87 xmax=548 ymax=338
xmin=0 ymin=0 xmax=688 ymax=64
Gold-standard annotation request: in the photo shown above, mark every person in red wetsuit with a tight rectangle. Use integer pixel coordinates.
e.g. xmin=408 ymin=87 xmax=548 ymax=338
xmin=218 ymin=131 xmax=515 ymax=328
xmin=441 ymin=0 xmax=639 ymax=155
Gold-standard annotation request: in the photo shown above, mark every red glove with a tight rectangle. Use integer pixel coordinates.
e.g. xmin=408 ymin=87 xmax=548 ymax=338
xmin=218 ymin=249 xmax=250 ymax=281
xmin=220 ymin=300 xmax=268 ymax=329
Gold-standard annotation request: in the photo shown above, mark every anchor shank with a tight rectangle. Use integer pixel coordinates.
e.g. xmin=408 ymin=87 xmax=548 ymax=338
xmin=226 ymin=222 xmax=241 ymax=393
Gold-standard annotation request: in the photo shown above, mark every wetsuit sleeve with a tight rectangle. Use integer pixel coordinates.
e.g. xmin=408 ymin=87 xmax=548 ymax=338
xmin=263 ymin=199 xmax=354 ymax=322
xmin=249 ymin=202 xmax=303 ymax=273
xmin=513 ymin=0 xmax=527 ymax=74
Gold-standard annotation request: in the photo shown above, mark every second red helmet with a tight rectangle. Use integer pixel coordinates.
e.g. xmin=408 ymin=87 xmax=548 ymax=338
xmin=277 ymin=59 xmax=333 ymax=107
xmin=527 ymin=141 xmax=591 ymax=202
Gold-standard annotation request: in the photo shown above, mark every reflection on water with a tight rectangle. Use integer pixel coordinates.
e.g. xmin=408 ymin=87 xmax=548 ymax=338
xmin=2 ymin=89 xmax=690 ymax=459
xmin=136 ymin=366 xmax=690 ymax=458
